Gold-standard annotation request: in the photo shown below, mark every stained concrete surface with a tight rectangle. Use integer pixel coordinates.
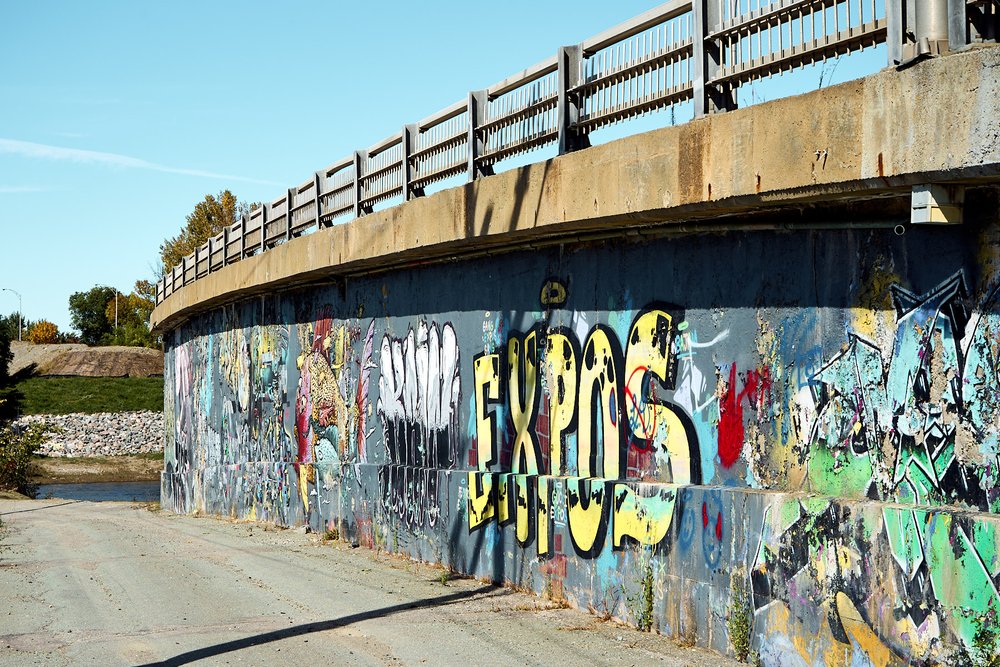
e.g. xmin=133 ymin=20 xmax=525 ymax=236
xmin=0 ymin=499 xmax=739 ymax=666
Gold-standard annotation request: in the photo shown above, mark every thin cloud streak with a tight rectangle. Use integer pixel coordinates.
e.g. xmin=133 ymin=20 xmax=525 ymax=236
xmin=0 ymin=138 xmax=280 ymax=186
xmin=0 ymin=185 xmax=47 ymax=194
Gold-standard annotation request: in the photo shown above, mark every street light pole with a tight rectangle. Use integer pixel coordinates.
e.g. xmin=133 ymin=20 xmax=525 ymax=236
xmin=0 ymin=288 xmax=22 ymax=341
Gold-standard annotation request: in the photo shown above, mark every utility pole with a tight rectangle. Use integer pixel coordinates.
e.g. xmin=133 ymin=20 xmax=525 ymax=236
xmin=1 ymin=288 xmax=22 ymax=341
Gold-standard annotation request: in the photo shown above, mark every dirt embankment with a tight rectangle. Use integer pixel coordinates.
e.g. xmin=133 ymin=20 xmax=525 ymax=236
xmin=11 ymin=341 xmax=163 ymax=377
xmin=29 ymin=454 xmax=162 ymax=485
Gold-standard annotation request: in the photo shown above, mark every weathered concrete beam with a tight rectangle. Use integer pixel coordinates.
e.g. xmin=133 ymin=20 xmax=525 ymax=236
xmin=152 ymin=45 xmax=1000 ymax=333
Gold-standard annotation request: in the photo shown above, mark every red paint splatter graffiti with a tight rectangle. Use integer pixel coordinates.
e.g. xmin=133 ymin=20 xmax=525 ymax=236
xmin=717 ymin=364 xmax=772 ymax=468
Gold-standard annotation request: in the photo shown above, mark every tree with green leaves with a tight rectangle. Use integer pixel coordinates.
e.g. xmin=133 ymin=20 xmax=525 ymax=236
xmin=69 ymin=285 xmax=117 ymax=346
xmin=103 ymin=281 xmax=159 ymax=348
xmin=0 ymin=312 xmax=33 ymax=342
xmin=160 ymin=190 xmax=254 ymax=274
xmin=0 ymin=328 xmax=19 ymax=423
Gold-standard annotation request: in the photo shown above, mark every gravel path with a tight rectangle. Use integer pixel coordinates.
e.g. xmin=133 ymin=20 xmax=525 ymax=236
xmin=0 ymin=498 xmax=739 ymax=667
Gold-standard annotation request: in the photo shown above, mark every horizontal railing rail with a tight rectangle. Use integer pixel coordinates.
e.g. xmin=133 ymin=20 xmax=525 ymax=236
xmin=156 ymin=0 xmax=996 ymax=305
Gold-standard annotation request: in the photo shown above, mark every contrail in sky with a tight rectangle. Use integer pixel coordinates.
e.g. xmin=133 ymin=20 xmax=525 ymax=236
xmin=0 ymin=138 xmax=280 ymax=186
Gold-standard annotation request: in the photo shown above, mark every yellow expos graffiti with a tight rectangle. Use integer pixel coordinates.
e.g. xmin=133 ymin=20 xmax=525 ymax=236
xmin=468 ymin=306 xmax=698 ymax=556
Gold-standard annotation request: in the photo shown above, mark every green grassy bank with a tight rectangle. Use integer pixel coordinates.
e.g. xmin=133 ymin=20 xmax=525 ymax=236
xmin=14 ymin=376 xmax=164 ymax=415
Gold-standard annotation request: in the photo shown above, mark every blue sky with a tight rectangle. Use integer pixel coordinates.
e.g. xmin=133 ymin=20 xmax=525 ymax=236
xmin=0 ymin=1 xmax=883 ymax=334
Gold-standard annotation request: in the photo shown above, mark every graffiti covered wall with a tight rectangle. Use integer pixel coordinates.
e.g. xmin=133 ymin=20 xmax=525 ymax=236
xmin=163 ymin=199 xmax=1000 ymax=664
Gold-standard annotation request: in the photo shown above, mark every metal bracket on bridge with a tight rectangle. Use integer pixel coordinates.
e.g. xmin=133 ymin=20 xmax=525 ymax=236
xmin=911 ymin=184 xmax=964 ymax=224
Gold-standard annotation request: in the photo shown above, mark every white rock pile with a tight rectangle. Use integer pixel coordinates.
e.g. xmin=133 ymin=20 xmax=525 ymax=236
xmin=15 ymin=411 xmax=164 ymax=457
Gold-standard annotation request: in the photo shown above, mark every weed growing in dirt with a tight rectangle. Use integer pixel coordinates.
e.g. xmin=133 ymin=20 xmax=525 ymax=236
xmin=322 ymin=527 xmax=340 ymax=542
xmin=0 ymin=421 xmax=50 ymax=496
xmin=589 ymin=581 xmax=622 ymax=621
xmin=972 ymin=602 xmax=1000 ymax=667
xmin=636 ymin=565 xmax=654 ymax=632
xmin=727 ymin=568 xmax=754 ymax=662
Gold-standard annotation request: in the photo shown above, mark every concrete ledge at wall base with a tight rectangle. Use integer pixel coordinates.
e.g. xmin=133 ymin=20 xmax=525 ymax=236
xmin=160 ymin=462 xmax=1000 ymax=663
xmin=151 ymin=46 xmax=1000 ymax=334
xmin=17 ymin=411 xmax=164 ymax=457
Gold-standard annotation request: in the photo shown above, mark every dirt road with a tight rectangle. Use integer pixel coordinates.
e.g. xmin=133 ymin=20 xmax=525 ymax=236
xmin=0 ymin=498 xmax=738 ymax=667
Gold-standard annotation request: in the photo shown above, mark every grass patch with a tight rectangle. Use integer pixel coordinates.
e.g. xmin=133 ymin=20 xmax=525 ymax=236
xmin=15 ymin=376 xmax=163 ymax=414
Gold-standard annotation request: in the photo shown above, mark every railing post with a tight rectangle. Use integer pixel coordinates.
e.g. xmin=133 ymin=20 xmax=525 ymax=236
xmin=182 ymin=255 xmax=189 ymax=285
xmin=557 ymin=45 xmax=591 ymax=155
xmin=286 ymin=187 xmax=295 ymax=241
xmin=693 ymin=0 xmax=736 ymax=117
xmin=947 ymin=0 xmax=968 ymax=51
xmin=207 ymin=238 xmax=213 ymax=274
xmin=240 ymin=213 xmax=247 ymax=258
xmin=353 ymin=150 xmax=371 ymax=217
xmin=467 ymin=90 xmax=491 ymax=181
xmin=261 ymin=204 xmax=270 ymax=250
xmin=193 ymin=245 xmax=200 ymax=278
xmin=313 ymin=171 xmax=323 ymax=229
xmin=403 ymin=123 xmax=425 ymax=200
xmin=887 ymin=0 xmax=905 ymax=64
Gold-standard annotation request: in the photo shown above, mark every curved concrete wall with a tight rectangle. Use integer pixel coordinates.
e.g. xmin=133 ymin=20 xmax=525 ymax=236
xmin=163 ymin=188 xmax=1000 ymax=663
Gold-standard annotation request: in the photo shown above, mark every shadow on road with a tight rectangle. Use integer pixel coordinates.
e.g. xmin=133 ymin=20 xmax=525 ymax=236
xmin=136 ymin=583 xmax=502 ymax=667
xmin=0 ymin=500 xmax=80 ymax=516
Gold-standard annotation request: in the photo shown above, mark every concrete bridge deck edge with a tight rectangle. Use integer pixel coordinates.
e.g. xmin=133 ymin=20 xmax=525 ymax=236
xmin=151 ymin=46 xmax=1000 ymax=334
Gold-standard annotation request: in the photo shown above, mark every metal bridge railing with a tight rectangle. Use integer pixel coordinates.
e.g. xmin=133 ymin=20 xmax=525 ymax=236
xmin=155 ymin=0 xmax=997 ymax=306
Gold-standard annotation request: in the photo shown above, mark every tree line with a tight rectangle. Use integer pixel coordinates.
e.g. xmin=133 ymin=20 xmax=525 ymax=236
xmin=1 ymin=190 xmax=255 ymax=349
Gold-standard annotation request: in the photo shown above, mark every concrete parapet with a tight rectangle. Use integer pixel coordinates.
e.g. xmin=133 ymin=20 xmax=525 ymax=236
xmin=153 ymin=46 xmax=1000 ymax=333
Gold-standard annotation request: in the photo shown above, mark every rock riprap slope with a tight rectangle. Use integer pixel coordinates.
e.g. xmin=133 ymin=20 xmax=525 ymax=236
xmin=16 ymin=411 xmax=163 ymax=457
